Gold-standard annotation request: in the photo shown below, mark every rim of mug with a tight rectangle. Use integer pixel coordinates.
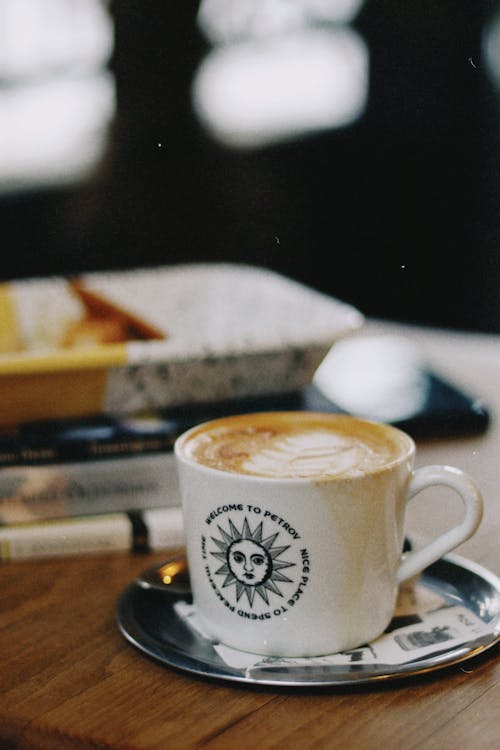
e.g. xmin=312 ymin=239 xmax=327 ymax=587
xmin=174 ymin=411 xmax=416 ymax=482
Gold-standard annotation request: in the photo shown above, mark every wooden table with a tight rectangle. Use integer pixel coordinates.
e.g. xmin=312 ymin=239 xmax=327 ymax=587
xmin=1 ymin=322 xmax=499 ymax=750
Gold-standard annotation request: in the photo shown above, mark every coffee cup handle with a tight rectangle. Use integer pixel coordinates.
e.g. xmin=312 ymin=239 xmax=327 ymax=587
xmin=396 ymin=465 xmax=483 ymax=583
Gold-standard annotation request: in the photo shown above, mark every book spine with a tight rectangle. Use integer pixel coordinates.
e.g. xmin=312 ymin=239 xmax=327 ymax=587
xmin=0 ymin=507 xmax=185 ymax=561
xmin=0 ymin=453 xmax=180 ymax=525
xmin=0 ymin=428 xmax=178 ymax=467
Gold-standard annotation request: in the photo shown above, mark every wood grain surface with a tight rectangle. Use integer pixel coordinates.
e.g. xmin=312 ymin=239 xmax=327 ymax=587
xmin=1 ymin=549 xmax=499 ymax=750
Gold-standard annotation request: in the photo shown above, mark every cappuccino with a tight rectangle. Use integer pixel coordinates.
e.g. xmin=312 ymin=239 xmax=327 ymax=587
xmin=175 ymin=410 xmax=482 ymax=656
xmin=177 ymin=412 xmax=411 ymax=479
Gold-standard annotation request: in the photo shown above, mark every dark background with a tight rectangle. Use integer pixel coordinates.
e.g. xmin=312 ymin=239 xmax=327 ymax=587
xmin=1 ymin=0 xmax=499 ymax=332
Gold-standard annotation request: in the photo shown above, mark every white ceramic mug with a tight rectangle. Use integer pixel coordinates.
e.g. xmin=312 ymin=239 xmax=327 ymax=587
xmin=174 ymin=412 xmax=483 ymax=657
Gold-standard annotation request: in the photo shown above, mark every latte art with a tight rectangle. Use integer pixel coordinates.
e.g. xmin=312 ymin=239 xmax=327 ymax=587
xmin=240 ymin=430 xmax=393 ymax=478
xmin=179 ymin=412 xmax=410 ymax=479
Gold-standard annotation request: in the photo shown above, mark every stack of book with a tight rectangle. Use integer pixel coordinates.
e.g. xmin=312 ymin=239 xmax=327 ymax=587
xmin=0 ymin=410 xmax=188 ymax=561
xmin=0 ymin=387 xmax=338 ymax=562
xmin=0 ymin=263 xmax=366 ymax=561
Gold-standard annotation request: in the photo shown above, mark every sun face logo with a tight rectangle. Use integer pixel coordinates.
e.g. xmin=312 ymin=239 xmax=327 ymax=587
xmin=209 ymin=517 xmax=296 ymax=607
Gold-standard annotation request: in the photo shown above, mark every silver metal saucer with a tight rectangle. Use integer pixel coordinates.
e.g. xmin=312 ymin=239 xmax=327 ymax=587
xmin=116 ymin=554 xmax=500 ymax=687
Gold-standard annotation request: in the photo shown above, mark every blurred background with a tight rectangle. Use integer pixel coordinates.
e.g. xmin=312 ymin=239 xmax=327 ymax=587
xmin=0 ymin=0 xmax=498 ymax=332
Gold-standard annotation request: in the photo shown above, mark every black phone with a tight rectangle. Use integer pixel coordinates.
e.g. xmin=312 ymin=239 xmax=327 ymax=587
xmin=308 ymin=334 xmax=490 ymax=440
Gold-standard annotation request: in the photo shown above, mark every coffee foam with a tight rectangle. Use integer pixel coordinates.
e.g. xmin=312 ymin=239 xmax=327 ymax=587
xmin=180 ymin=412 xmax=409 ymax=479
